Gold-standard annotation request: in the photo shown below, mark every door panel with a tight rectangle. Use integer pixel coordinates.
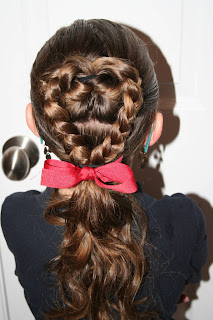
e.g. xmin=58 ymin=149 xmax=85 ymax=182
xmin=0 ymin=1 xmax=212 ymax=319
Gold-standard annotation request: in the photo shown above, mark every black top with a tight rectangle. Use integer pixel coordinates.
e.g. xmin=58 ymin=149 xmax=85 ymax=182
xmin=1 ymin=183 xmax=208 ymax=319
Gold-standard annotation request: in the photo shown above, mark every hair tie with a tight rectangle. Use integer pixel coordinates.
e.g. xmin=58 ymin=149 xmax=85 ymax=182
xmin=77 ymin=75 xmax=96 ymax=83
xmin=41 ymin=156 xmax=138 ymax=194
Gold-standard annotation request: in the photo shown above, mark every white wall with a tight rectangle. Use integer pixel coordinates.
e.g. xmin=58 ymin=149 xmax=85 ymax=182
xmin=0 ymin=0 xmax=212 ymax=319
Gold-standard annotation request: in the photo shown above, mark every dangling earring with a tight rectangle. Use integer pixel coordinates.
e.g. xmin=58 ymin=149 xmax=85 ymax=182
xmin=44 ymin=144 xmax=52 ymax=159
xmin=40 ymin=136 xmax=52 ymax=159
xmin=139 ymin=123 xmax=154 ymax=168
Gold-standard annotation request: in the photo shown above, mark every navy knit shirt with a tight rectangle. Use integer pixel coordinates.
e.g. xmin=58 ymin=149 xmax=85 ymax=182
xmin=1 ymin=183 xmax=208 ymax=319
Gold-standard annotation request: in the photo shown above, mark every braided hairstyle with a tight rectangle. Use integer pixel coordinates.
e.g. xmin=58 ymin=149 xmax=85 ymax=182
xmin=31 ymin=19 xmax=159 ymax=319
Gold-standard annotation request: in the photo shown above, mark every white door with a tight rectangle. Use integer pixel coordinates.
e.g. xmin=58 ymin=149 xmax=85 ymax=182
xmin=0 ymin=1 xmax=212 ymax=319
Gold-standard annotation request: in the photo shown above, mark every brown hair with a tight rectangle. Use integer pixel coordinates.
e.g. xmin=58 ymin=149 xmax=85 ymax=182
xmin=31 ymin=19 xmax=159 ymax=319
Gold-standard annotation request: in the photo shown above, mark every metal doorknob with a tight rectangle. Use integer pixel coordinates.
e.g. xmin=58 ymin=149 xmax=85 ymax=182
xmin=2 ymin=136 xmax=39 ymax=181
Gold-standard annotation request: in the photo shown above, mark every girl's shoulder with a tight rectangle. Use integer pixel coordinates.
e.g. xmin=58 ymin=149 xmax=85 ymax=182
xmin=135 ymin=182 xmax=208 ymax=283
xmin=1 ymin=188 xmax=54 ymax=253
xmin=1 ymin=189 xmax=43 ymax=231
xmin=135 ymin=182 xmax=206 ymax=241
xmin=1 ymin=188 xmax=51 ymax=219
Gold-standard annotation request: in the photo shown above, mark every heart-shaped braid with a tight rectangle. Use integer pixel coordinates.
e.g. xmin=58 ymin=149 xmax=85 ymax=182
xmin=40 ymin=56 xmax=142 ymax=165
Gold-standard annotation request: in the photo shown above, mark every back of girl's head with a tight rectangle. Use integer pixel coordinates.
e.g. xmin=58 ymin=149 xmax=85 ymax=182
xmin=31 ymin=19 xmax=159 ymax=320
xmin=31 ymin=19 xmax=159 ymax=165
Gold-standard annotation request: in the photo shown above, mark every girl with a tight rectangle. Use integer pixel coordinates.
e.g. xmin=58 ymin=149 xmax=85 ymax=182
xmin=1 ymin=19 xmax=207 ymax=320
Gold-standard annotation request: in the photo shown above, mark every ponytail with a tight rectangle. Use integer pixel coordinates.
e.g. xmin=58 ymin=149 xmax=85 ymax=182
xmin=45 ymin=182 xmax=148 ymax=319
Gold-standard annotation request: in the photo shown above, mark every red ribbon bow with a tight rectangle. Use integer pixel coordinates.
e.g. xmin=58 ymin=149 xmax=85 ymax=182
xmin=41 ymin=157 xmax=138 ymax=194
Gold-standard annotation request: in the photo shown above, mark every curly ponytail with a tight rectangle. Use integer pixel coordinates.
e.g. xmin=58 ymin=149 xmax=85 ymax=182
xmin=31 ymin=19 xmax=159 ymax=319
xmin=45 ymin=183 xmax=149 ymax=320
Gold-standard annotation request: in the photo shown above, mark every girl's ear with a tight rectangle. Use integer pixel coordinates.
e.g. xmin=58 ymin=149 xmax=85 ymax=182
xmin=26 ymin=103 xmax=39 ymax=137
xmin=144 ymin=112 xmax=163 ymax=147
